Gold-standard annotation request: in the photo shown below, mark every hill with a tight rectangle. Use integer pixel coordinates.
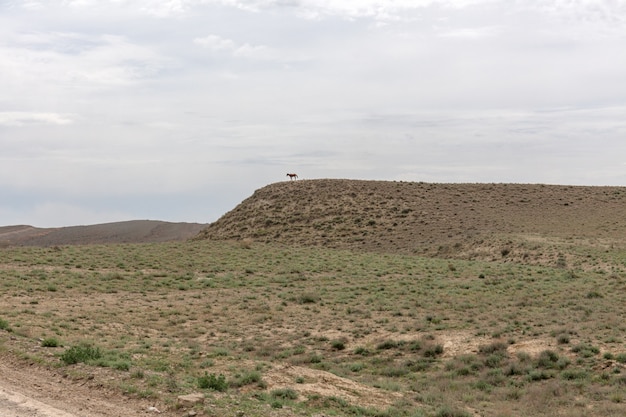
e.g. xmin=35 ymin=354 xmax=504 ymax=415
xmin=0 ymin=220 xmax=206 ymax=247
xmin=195 ymin=179 xmax=626 ymax=264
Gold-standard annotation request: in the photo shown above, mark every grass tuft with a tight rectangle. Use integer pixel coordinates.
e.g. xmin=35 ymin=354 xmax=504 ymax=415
xmin=60 ymin=344 xmax=102 ymax=365
xmin=198 ymin=372 xmax=228 ymax=391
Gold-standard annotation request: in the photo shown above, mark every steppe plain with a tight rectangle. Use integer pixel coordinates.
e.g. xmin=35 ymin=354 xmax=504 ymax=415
xmin=1 ymin=179 xmax=626 ymax=417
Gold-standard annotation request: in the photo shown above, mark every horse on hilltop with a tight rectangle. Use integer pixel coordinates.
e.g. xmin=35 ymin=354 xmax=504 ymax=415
xmin=286 ymin=173 xmax=298 ymax=180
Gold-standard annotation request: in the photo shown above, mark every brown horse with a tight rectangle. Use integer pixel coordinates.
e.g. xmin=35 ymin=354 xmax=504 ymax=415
xmin=286 ymin=173 xmax=298 ymax=180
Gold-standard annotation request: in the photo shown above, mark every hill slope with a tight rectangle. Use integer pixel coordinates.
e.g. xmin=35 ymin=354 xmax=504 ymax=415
xmin=196 ymin=179 xmax=626 ymax=261
xmin=0 ymin=220 xmax=206 ymax=247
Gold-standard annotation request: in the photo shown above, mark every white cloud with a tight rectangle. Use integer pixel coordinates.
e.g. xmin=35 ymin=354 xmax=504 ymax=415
xmin=0 ymin=30 xmax=174 ymax=120
xmin=0 ymin=112 xmax=73 ymax=126
xmin=232 ymin=43 xmax=275 ymax=60
xmin=215 ymin=0 xmax=495 ymax=17
xmin=194 ymin=33 xmax=298 ymax=61
xmin=438 ymin=26 xmax=500 ymax=39
xmin=139 ymin=0 xmax=188 ymax=17
xmin=193 ymin=34 xmax=236 ymax=50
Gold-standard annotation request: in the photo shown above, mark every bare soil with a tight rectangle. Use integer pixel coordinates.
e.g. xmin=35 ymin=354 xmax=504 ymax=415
xmin=0 ymin=351 xmax=165 ymax=417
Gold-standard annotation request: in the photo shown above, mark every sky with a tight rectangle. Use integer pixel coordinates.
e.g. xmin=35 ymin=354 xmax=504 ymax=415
xmin=1 ymin=0 xmax=625 ymax=227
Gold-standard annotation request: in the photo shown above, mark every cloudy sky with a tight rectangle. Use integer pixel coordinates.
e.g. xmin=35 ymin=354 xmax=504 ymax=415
xmin=1 ymin=0 xmax=625 ymax=227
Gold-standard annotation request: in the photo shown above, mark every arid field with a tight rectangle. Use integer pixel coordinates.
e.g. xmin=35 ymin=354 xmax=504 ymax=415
xmin=1 ymin=180 xmax=626 ymax=417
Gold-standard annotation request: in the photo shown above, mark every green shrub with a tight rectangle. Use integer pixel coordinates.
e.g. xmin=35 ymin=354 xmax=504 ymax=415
xmin=571 ymin=344 xmax=600 ymax=358
xmin=348 ymin=362 xmax=365 ymax=372
xmin=112 ymin=360 xmax=131 ymax=371
xmin=42 ymin=337 xmax=60 ymax=347
xmin=231 ymin=371 xmax=263 ymax=388
xmin=423 ymin=344 xmax=444 ymax=357
xmin=354 ymin=346 xmax=370 ymax=356
xmin=472 ymin=379 xmax=492 ymax=392
xmin=379 ymin=366 xmax=409 ymax=377
xmin=527 ymin=369 xmax=553 ymax=381
xmin=435 ymin=405 xmax=472 ymax=417
xmin=536 ymin=350 xmax=562 ymax=369
xmin=615 ymin=353 xmax=626 ymax=364
xmin=561 ymin=369 xmax=588 ymax=380
xmin=615 ymin=375 xmax=626 ymax=386
xmin=197 ymin=372 xmax=227 ymax=391
xmin=408 ymin=341 xmax=422 ymax=351
xmin=298 ymin=293 xmax=320 ymax=304
xmin=377 ymin=340 xmax=402 ymax=350
xmin=517 ymin=352 xmax=532 ymax=363
xmin=271 ymin=388 xmax=298 ymax=400
xmin=478 ymin=341 xmax=508 ymax=355
xmin=0 ymin=318 xmax=11 ymax=332
xmin=331 ymin=340 xmax=346 ymax=350
xmin=503 ymin=362 xmax=526 ymax=376
xmin=309 ymin=354 xmax=323 ymax=363
xmin=484 ymin=353 xmax=505 ymax=368
xmin=131 ymin=369 xmax=145 ymax=379
xmin=60 ymin=344 xmax=102 ymax=365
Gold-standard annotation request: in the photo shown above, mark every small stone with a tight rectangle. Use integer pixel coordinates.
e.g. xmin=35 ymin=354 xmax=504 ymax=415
xmin=236 ymin=411 xmax=245 ymax=417
xmin=177 ymin=393 xmax=205 ymax=407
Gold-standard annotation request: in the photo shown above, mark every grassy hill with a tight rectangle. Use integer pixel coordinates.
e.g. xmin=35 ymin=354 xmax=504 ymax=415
xmin=196 ymin=179 xmax=626 ymax=267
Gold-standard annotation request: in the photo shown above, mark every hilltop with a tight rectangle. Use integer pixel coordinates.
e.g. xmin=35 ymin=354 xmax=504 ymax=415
xmin=196 ymin=179 xmax=626 ymax=265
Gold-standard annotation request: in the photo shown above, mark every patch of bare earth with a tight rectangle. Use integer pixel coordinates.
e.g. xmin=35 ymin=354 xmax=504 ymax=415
xmin=0 ymin=352 xmax=168 ymax=417
xmin=263 ymin=364 xmax=403 ymax=408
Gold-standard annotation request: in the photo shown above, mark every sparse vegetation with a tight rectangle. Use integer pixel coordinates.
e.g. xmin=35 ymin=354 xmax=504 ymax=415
xmin=2 ymin=180 xmax=626 ymax=416
xmin=60 ymin=344 xmax=102 ymax=365
xmin=197 ymin=372 xmax=227 ymax=391
xmin=0 ymin=317 xmax=11 ymax=332
xmin=41 ymin=337 xmax=60 ymax=347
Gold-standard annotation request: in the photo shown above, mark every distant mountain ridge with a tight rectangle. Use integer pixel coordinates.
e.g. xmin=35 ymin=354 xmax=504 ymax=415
xmin=0 ymin=220 xmax=207 ymax=247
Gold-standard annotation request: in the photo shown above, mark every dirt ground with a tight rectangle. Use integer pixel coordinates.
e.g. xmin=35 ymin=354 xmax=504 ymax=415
xmin=0 ymin=331 xmax=565 ymax=417
xmin=0 ymin=352 xmax=169 ymax=417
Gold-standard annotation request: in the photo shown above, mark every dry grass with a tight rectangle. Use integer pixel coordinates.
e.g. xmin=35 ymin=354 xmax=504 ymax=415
xmin=1 ymin=237 xmax=626 ymax=416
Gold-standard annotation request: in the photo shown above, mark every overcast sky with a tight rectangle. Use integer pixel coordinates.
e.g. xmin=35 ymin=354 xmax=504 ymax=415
xmin=1 ymin=0 xmax=625 ymax=227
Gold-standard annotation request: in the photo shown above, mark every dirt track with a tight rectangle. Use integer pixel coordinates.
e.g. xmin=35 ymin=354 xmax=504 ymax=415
xmin=0 ymin=353 xmax=171 ymax=417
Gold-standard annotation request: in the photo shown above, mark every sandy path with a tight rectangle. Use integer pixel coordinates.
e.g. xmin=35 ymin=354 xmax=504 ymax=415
xmin=0 ymin=352 xmax=171 ymax=417
xmin=0 ymin=387 xmax=76 ymax=417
